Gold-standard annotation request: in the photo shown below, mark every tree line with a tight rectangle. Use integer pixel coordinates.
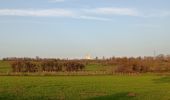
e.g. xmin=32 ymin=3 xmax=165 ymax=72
xmin=4 ymin=54 xmax=170 ymax=73
xmin=11 ymin=60 xmax=85 ymax=72
xmin=95 ymin=55 xmax=170 ymax=73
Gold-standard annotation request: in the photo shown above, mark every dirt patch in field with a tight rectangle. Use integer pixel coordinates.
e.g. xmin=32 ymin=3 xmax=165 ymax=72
xmin=127 ymin=92 xmax=137 ymax=97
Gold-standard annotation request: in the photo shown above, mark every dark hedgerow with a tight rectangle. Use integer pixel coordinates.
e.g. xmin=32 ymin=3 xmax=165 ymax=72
xmin=11 ymin=60 xmax=85 ymax=73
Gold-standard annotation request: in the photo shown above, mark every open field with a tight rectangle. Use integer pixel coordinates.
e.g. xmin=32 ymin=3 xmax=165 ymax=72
xmin=0 ymin=75 xmax=170 ymax=100
xmin=1 ymin=61 xmax=170 ymax=100
xmin=0 ymin=61 xmax=11 ymax=73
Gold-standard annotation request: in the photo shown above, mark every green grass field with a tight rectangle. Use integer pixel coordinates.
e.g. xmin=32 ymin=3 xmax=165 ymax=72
xmin=85 ymin=64 xmax=114 ymax=72
xmin=0 ymin=75 xmax=170 ymax=100
xmin=0 ymin=61 xmax=170 ymax=100
xmin=0 ymin=61 xmax=11 ymax=73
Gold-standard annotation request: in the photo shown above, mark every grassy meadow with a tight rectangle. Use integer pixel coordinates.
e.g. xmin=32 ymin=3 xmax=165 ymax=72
xmin=0 ymin=61 xmax=170 ymax=100
xmin=0 ymin=75 xmax=170 ymax=100
xmin=0 ymin=61 xmax=11 ymax=73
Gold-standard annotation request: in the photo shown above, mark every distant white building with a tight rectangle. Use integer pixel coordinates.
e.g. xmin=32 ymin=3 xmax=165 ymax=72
xmin=85 ymin=54 xmax=92 ymax=60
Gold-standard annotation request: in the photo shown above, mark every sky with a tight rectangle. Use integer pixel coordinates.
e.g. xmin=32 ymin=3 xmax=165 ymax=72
xmin=0 ymin=0 xmax=170 ymax=59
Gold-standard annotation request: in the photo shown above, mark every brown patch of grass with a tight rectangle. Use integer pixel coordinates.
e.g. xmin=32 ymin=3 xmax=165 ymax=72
xmin=127 ymin=92 xmax=137 ymax=97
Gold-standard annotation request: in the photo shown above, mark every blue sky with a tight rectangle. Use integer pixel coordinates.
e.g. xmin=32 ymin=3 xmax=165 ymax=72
xmin=0 ymin=0 xmax=170 ymax=59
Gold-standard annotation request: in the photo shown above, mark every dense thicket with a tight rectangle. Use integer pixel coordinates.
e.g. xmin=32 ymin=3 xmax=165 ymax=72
xmin=84 ymin=55 xmax=170 ymax=73
xmin=101 ymin=55 xmax=170 ymax=73
xmin=10 ymin=60 xmax=85 ymax=72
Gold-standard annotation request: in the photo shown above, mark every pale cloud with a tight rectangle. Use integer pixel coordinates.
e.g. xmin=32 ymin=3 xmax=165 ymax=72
xmin=0 ymin=8 xmax=169 ymax=21
xmin=0 ymin=8 xmax=110 ymax=21
xmin=142 ymin=11 xmax=170 ymax=18
xmin=84 ymin=7 xmax=139 ymax=16
xmin=75 ymin=16 xmax=110 ymax=21
xmin=84 ymin=7 xmax=170 ymax=18
xmin=0 ymin=9 xmax=74 ymax=17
